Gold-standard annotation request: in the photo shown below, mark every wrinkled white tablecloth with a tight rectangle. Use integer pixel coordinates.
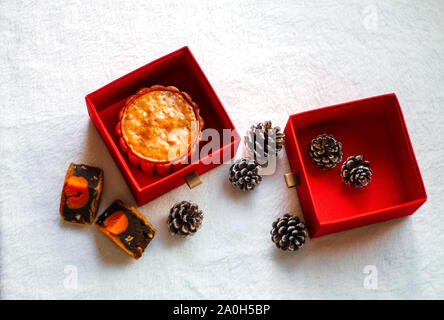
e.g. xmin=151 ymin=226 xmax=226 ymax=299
xmin=1 ymin=0 xmax=443 ymax=299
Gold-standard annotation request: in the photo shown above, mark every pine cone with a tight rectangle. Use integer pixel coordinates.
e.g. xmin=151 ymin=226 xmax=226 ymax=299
xmin=271 ymin=214 xmax=307 ymax=251
xmin=167 ymin=201 xmax=203 ymax=236
xmin=309 ymin=134 xmax=343 ymax=168
xmin=245 ymin=121 xmax=285 ymax=165
xmin=229 ymin=158 xmax=262 ymax=191
xmin=341 ymin=155 xmax=373 ymax=187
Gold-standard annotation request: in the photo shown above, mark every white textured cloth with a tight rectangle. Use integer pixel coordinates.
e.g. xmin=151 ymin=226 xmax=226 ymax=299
xmin=1 ymin=0 xmax=444 ymax=300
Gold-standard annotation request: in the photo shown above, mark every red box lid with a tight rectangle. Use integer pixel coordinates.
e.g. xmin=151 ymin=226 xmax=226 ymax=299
xmin=86 ymin=47 xmax=240 ymax=206
xmin=284 ymin=93 xmax=427 ymax=237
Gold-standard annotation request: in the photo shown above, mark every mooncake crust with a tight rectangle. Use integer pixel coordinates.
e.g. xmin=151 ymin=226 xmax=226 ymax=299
xmin=116 ymin=85 xmax=204 ymax=175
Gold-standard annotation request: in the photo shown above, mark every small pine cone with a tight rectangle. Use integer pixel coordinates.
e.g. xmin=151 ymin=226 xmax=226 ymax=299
xmin=229 ymin=158 xmax=262 ymax=191
xmin=245 ymin=121 xmax=285 ymax=165
xmin=341 ymin=155 xmax=373 ymax=187
xmin=167 ymin=201 xmax=203 ymax=236
xmin=309 ymin=134 xmax=343 ymax=168
xmin=271 ymin=214 xmax=307 ymax=251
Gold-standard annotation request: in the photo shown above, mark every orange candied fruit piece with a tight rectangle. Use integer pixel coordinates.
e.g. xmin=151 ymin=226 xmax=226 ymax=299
xmin=103 ymin=211 xmax=128 ymax=235
xmin=64 ymin=176 xmax=90 ymax=209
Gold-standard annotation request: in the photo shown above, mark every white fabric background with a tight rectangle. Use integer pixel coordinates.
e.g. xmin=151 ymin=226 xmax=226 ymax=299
xmin=1 ymin=0 xmax=443 ymax=300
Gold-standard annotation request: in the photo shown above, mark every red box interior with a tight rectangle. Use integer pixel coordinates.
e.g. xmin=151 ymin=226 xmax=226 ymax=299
xmin=285 ymin=94 xmax=426 ymax=237
xmin=86 ymin=47 xmax=240 ymax=206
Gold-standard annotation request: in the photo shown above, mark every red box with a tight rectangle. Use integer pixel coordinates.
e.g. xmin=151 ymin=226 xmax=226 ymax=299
xmin=284 ymin=93 xmax=427 ymax=238
xmin=86 ymin=47 xmax=240 ymax=206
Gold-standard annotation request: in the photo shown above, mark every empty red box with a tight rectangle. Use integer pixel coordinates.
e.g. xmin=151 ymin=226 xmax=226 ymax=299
xmin=284 ymin=93 xmax=427 ymax=238
xmin=86 ymin=47 xmax=240 ymax=206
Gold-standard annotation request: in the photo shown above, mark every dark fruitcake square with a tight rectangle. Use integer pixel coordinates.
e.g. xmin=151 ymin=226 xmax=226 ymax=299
xmin=95 ymin=200 xmax=156 ymax=259
xmin=60 ymin=163 xmax=104 ymax=225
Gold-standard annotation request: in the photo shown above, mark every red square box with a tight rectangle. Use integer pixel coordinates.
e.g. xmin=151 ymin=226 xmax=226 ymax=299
xmin=86 ymin=47 xmax=240 ymax=206
xmin=284 ymin=93 xmax=427 ymax=238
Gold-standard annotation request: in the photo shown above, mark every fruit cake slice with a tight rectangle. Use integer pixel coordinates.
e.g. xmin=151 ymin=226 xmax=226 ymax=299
xmin=95 ymin=200 xmax=156 ymax=259
xmin=60 ymin=163 xmax=104 ymax=225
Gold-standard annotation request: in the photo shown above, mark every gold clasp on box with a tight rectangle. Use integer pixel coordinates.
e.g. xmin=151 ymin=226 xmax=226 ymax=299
xmin=284 ymin=172 xmax=300 ymax=188
xmin=185 ymin=171 xmax=202 ymax=189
